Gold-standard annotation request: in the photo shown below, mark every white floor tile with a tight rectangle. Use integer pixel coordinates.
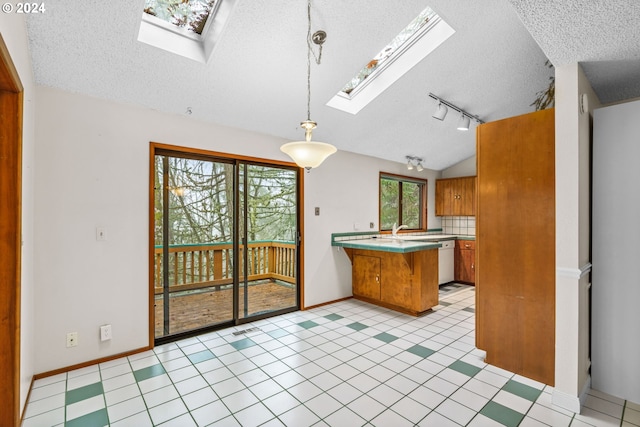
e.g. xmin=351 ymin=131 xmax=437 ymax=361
xmin=158 ymin=412 xmax=197 ymax=426
xmin=189 ymin=400 xmax=231 ymax=426
xmin=148 ymin=398 xmax=188 ymax=425
xmin=66 ymin=395 xmax=105 ymax=421
xmin=221 ymin=388 xmax=259 ymax=413
xmin=142 ymin=384 xmax=180 ymax=408
xmin=370 ymin=407 xmax=415 ymax=427
xmin=435 ymin=398 xmax=477 ymax=425
xmin=305 ymin=392 xmax=343 ymax=418
xmin=262 ymin=390 xmax=300 ymax=415
xmin=346 ymin=394 xmax=386 ymax=421
xmin=110 ymin=410 xmax=153 ymax=427
xmin=279 ymin=404 xmax=321 ymax=427
xmin=417 ymin=410 xmax=461 ymax=426
xmin=234 ymin=402 xmax=275 ymax=426
xmin=22 ymin=408 xmax=65 ymax=427
xmin=324 ymin=406 xmax=366 ymax=427
xmin=107 ymin=395 xmax=146 ymax=422
xmin=181 ymin=386 xmax=218 ymax=411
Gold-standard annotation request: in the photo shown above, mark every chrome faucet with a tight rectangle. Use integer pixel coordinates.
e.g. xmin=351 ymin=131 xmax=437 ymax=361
xmin=392 ymin=223 xmax=408 ymax=237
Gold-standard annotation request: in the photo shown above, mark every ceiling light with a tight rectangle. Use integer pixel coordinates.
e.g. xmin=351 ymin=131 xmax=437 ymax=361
xmin=457 ymin=114 xmax=470 ymax=131
xmin=406 ymin=156 xmax=424 ymax=171
xmin=429 ymin=93 xmax=484 ymax=131
xmin=280 ymin=0 xmax=336 ymax=170
xmin=432 ymin=102 xmax=447 ymax=121
xmin=407 ymin=160 xmax=414 ymax=170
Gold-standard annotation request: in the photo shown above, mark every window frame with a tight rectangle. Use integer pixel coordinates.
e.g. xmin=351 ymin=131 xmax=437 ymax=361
xmin=379 ymin=172 xmax=427 ymax=233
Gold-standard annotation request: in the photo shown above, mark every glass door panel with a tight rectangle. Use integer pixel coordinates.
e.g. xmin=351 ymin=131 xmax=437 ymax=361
xmin=238 ymin=163 xmax=298 ymax=320
xmin=154 ymin=154 xmax=235 ymax=340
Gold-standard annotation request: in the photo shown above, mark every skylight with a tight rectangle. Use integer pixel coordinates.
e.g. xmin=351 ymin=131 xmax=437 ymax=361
xmin=138 ymin=0 xmax=237 ymax=63
xmin=143 ymin=0 xmax=216 ymax=35
xmin=326 ymin=6 xmax=455 ymax=115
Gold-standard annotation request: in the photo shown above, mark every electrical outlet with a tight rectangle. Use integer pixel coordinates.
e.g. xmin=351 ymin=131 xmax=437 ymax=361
xmin=370 ymin=222 xmax=375 ymax=229
xmin=314 ymin=207 xmax=320 ymax=216
xmin=66 ymin=332 xmax=78 ymax=348
xmin=100 ymin=324 xmax=112 ymax=341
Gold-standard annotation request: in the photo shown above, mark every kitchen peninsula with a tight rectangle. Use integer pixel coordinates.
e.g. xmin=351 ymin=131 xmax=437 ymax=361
xmin=332 ymin=233 xmax=441 ymax=316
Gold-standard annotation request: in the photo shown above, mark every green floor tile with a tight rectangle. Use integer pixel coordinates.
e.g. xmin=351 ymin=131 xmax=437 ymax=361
xmin=324 ymin=313 xmax=343 ymax=321
xmin=65 ymin=408 xmax=109 ymax=427
xmin=448 ymin=360 xmax=482 ymax=377
xmin=298 ymin=320 xmax=319 ymax=329
xmin=502 ymin=379 xmax=543 ymax=402
xmin=439 ymin=301 xmax=452 ymax=306
xmin=229 ymin=337 xmax=256 ymax=350
xmin=406 ymin=344 xmax=435 ymax=358
xmin=480 ymin=401 xmax=525 ymax=427
xmin=462 ymin=307 xmax=475 ymax=313
xmin=65 ymin=381 xmax=104 ymax=405
xmin=188 ymin=349 xmax=215 ymax=364
xmin=133 ymin=363 xmax=166 ymax=382
xmin=373 ymin=332 xmax=398 ymax=343
xmin=267 ymin=328 xmax=289 ymax=338
xmin=347 ymin=322 xmax=368 ymax=331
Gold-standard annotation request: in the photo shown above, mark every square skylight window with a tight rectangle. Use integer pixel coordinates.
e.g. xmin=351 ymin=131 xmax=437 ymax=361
xmin=138 ymin=0 xmax=237 ymax=63
xmin=143 ymin=0 xmax=216 ymax=35
xmin=327 ymin=6 xmax=455 ymax=115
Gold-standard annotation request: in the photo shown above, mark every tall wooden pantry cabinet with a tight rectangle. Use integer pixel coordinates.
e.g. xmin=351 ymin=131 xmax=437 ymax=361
xmin=476 ymin=108 xmax=555 ymax=386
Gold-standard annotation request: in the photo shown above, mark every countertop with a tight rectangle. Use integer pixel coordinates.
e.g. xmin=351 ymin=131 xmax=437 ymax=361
xmin=331 ymin=231 xmax=475 ymax=254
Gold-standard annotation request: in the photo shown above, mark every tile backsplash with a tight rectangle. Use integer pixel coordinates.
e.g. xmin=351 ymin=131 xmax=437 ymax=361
xmin=441 ymin=216 xmax=475 ymax=236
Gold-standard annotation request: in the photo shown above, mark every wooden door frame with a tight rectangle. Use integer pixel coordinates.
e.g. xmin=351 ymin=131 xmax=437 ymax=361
xmin=0 ymin=35 xmax=24 ymax=427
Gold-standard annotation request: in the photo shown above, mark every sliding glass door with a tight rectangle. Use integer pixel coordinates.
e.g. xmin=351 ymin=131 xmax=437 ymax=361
xmin=153 ymin=148 xmax=300 ymax=342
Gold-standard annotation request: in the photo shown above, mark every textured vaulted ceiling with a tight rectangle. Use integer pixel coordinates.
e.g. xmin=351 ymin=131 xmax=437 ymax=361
xmin=25 ymin=1 xmax=639 ymax=170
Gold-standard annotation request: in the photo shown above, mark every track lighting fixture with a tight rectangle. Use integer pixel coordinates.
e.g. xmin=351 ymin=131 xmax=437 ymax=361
xmin=406 ymin=156 xmax=424 ymax=171
xmin=429 ymin=93 xmax=483 ymax=131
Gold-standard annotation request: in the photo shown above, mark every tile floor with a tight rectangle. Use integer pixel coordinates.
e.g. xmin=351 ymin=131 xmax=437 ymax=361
xmin=22 ymin=284 xmax=640 ymax=426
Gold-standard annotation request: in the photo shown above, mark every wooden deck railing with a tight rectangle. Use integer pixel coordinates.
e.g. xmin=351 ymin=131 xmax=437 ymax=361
xmin=154 ymin=240 xmax=296 ymax=295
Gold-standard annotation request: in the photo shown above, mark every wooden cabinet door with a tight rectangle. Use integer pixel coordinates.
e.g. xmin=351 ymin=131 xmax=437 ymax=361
xmin=458 ymin=177 xmax=476 ymax=216
xmin=353 ymin=254 xmax=381 ymax=300
xmin=455 ymin=240 xmax=475 ymax=284
xmin=435 ymin=179 xmax=452 ymax=216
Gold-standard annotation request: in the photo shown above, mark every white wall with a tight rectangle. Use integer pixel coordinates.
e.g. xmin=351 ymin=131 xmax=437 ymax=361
xmin=553 ymin=63 xmax=601 ymax=412
xmin=1 ymin=15 xmax=37 ymax=414
xmin=303 ymin=151 xmax=441 ymax=307
xmin=34 ymin=86 xmax=441 ymax=373
xmin=441 ymin=155 xmax=476 ymax=178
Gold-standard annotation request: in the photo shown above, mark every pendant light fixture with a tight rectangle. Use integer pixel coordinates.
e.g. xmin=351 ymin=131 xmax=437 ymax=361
xmin=280 ymin=0 xmax=337 ymax=170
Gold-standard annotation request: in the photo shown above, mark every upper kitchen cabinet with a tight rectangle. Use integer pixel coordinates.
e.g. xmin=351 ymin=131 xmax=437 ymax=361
xmin=475 ymin=108 xmax=555 ymax=386
xmin=435 ymin=176 xmax=476 ymax=216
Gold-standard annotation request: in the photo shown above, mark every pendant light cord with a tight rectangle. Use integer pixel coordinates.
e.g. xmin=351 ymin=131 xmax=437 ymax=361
xmin=306 ymin=0 xmax=323 ymax=121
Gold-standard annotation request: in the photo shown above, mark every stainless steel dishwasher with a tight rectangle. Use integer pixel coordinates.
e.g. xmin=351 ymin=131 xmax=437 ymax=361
xmin=438 ymin=240 xmax=455 ymax=284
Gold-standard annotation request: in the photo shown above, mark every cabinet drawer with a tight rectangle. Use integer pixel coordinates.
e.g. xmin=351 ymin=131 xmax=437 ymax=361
xmin=455 ymin=240 xmax=475 ymax=250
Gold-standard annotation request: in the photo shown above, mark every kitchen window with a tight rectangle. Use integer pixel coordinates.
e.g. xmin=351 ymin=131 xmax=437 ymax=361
xmin=379 ymin=172 xmax=427 ymax=232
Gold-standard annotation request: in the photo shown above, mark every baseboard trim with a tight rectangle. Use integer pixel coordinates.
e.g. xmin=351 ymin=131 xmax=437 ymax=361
xmin=552 ymin=375 xmax=591 ymax=413
xmin=557 ymin=263 xmax=592 ymax=280
xmin=34 ymin=345 xmax=152 ymax=380
xmin=303 ymin=296 xmax=352 ymax=311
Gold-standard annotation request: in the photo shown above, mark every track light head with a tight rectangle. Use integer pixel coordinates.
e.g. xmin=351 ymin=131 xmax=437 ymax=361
xmin=432 ymin=102 xmax=448 ymax=121
xmin=457 ymin=114 xmax=470 ymax=131
xmin=416 ymin=163 xmax=424 ymax=172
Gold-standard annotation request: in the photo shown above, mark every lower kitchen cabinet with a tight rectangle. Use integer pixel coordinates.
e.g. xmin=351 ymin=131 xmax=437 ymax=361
xmin=454 ymin=240 xmax=475 ymax=284
xmin=345 ymin=248 xmax=438 ymax=316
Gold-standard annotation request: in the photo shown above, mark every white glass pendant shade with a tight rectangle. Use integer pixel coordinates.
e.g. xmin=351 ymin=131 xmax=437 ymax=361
xmin=282 ymin=120 xmax=336 ymax=170
xmin=281 ymin=140 xmax=337 ymax=170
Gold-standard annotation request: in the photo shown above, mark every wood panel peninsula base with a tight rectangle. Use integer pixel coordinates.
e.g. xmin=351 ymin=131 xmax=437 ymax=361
xmin=343 ymin=247 xmax=439 ymax=316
